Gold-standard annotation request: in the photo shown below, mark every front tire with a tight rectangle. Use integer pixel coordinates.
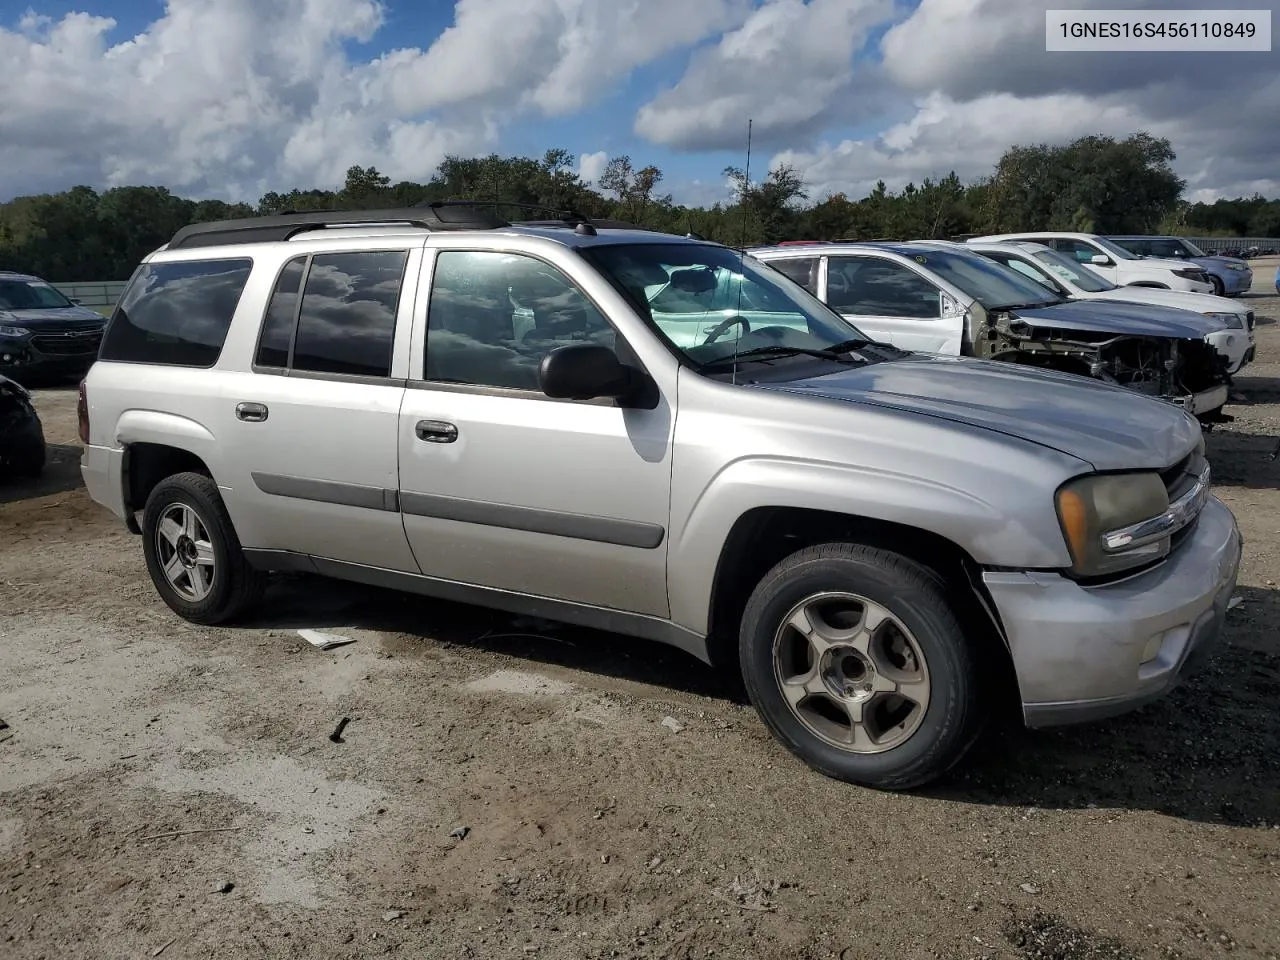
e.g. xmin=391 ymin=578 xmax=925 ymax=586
xmin=1209 ymin=275 xmax=1225 ymax=297
xmin=739 ymin=543 xmax=984 ymax=790
xmin=141 ymin=471 xmax=265 ymax=625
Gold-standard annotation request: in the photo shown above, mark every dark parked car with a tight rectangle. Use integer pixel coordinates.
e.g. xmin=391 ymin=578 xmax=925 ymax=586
xmin=0 ymin=373 xmax=45 ymax=478
xmin=1105 ymin=236 xmax=1254 ymax=297
xmin=0 ymin=271 xmax=107 ymax=381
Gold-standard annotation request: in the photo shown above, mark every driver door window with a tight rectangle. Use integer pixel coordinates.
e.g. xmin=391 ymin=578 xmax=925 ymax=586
xmin=423 ymin=250 xmax=616 ymax=392
xmin=1055 ymin=239 xmax=1103 ymax=263
xmin=825 ymin=257 xmax=942 ymax=319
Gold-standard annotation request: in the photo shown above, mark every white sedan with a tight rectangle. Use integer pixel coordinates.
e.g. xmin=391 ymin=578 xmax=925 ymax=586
xmin=967 ymin=241 xmax=1256 ymax=374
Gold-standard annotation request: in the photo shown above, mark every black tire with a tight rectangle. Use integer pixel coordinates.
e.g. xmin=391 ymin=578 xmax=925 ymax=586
xmin=739 ymin=543 xmax=985 ymax=790
xmin=141 ymin=471 xmax=265 ymax=625
xmin=1209 ymin=275 xmax=1225 ymax=297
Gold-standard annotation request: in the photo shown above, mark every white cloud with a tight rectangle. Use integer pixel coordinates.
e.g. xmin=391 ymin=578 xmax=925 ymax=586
xmin=576 ymin=151 xmax=609 ymax=185
xmin=634 ymin=0 xmax=898 ymax=151
xmin=386 ymin=0 xmax=751 ymax=117
xmin=773 ymin=91 xmax=1155 ymax=200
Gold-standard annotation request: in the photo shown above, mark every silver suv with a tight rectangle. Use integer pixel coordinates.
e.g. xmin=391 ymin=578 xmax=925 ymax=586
xmin=79 ymin=206 xmax=1242 ymax=790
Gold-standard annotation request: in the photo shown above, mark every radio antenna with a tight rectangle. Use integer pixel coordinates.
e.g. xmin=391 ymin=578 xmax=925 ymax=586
xmin=731 ymin=118 xmax=752 ymax=386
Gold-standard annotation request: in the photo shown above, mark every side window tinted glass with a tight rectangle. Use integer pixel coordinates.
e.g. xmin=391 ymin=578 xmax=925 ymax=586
xmin=425 ymin=251 xmax=614 ymax=392
xmin=100 ymin=258 xmax=253 ymax=367
xmin=1062 ymin=240 xmax=1097 ymax=262
xmin=255 ymin=256 xmax=306 ymax=368
xmin=826 ymin=258 xmax=941 ymax=319
xmin=291 ymin=251 xmax=408 ymax=378
xmin=768 ymin=257 xmax=819 ymax=294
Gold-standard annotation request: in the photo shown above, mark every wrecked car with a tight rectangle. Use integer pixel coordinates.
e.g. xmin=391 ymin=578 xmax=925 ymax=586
xmin=0 ymin=373 xmax=45 ymax=479
xmin=750 ymin=241 xmax=1232 ymax=422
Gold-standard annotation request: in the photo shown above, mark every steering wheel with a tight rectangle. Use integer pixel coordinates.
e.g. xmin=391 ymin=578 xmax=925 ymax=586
xmin=703 ymin=315 xmax=751 ymax=344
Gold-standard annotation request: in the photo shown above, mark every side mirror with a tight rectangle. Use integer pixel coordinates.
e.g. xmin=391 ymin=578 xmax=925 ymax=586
xmin=1090 ymin=254 xmax=1112 ymax=266
xmin=539 ymin=342 xmax=646 ymax=403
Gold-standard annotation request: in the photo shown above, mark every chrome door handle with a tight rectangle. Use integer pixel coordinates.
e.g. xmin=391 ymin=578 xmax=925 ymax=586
xmin=236 ymin=402 xmax=268 ymax=423
xmin=415 ymin=420 xmax=458 ymax=443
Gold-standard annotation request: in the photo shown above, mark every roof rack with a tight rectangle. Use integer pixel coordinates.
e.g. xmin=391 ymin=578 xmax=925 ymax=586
xmin=167 ymin=202 xmax=511 ymax=250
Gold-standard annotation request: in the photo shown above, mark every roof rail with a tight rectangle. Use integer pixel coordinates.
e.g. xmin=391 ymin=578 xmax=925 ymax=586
xmin=167 ymin=203 xmax=510 ymax=250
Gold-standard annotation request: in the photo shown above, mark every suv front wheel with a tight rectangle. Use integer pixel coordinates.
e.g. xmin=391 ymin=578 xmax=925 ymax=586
xmin=141 ymin=472 xmax=265 ymax=625
xmin=739 ymin=543 xmax=984 ymax=790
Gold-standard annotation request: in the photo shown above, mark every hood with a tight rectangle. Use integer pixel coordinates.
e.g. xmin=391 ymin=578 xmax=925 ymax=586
xmin=1090 ymin=285 xmax=1246 ymax=318
xmin=1196 ymin=255 xmax=1248 ymax=268
xmin=753 ymin=354 xmax=1199 ymax=472
xmin=1136 ymin=255 xmax=1204 ymax=274
xmin=1012 ymin=298 xmax=1226 ymax=338
xmin=0 ymin=305 xmax=107 ymax=329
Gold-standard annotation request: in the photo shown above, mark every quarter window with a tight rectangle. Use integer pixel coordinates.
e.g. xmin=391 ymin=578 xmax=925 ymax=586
xmin=424 ymin=250 xmax=615 ymax=392
xmin=290 ymin=250 xmax=408 ymax=378
xmin=255 ymin=256 xmax=306 ymax=368
xmin=100 ymin=258 xmax=253 ymax=367
xmin=825 ymin=258 xmax=941 ymax=320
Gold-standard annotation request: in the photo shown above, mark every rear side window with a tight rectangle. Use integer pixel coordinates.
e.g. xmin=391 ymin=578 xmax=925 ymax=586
xmin=255 ymin=256 xmax=306 ymax=368
xmin=281 ymin=251 xmax=408 ymax=379
xmin=100 ymin=258 xmax=253 ymax=367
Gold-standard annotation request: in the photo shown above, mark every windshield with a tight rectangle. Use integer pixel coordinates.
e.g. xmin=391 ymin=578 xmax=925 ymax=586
xmin=1028 ymin=249 xmax=1118 ymax=292
xmin=582 ymin=243 xmax=872 ymax=368
xmin=904 ymin=247 xmax=1065 ymax=309
xmin=0 ymin=278 xmax=75 ymax=310
xmin=1181 ymin=238 xmax=1208 ymax=257
xmin=1091 ymin=237 xmax=1138 ymax=260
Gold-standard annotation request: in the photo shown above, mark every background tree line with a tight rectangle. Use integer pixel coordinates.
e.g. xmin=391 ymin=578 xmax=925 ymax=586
xmin=0 ymin=132 xmax=1273 ymax=282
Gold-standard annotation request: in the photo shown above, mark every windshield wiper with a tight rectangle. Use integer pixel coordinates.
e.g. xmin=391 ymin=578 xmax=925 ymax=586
xmin=697 ymin=339 xmax=870 ymax=371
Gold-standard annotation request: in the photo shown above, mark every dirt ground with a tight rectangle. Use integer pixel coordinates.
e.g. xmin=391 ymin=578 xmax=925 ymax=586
xmin=2 ymin=263 xmax=1278 ymax=960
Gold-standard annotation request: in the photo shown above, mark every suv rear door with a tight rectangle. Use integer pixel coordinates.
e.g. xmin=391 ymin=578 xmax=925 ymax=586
xmin=216 ymin=241 xmax=422 ymax=572
xmin=395 ymin=241 xmax=673 ymax=619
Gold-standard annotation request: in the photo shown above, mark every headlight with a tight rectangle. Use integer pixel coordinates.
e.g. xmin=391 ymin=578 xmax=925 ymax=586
xmin=0 ymin=324 xmax=31 ymax=338
xmin=1055 ymin=472 xmax=1171 ymax=577
xmin=1204 ymin=311 xmax=1244 ymax=329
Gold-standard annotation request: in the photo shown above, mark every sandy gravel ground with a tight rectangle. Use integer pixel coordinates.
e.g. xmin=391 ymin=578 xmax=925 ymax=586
xmin=2 ymin=262 xmax=1278 ymax=960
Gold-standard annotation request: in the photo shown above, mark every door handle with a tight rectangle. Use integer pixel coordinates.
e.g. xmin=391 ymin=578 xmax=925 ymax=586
xmin=235 ymin=402 xmax=268 ymax=423
xmin=415 ymin=419 xmax=458 ymax=443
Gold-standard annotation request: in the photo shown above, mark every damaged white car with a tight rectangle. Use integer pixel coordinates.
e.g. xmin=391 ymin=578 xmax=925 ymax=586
xmin=751 ymin=241 xmax=1234 ymax=424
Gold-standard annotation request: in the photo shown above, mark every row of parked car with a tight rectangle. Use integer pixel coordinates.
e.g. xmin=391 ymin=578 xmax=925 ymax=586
xmin=747 ymin=231 xmax=1258 ymax=425
xmin=57 ymin=204 xmax=1253 ymax=791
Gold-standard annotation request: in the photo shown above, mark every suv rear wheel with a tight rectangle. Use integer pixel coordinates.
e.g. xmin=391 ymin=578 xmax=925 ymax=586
xmin=739 ymin=543 xmax=984 ymax=790
xmin=141 ymin=472 xmax=265 ymax=625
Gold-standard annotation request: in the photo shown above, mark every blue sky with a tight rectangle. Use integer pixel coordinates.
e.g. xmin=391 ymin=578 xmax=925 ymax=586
xmin=0 ymin=0 xmax=1275 ymax=205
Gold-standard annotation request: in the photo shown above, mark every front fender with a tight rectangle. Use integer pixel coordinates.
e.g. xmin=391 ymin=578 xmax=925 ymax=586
xmin=666 ymin=456 xmax=1074 ymax=635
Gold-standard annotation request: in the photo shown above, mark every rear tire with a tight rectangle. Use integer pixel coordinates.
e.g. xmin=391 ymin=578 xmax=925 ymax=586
xmin=14 ymin=439 xmax=45 ymax=478
xmin=739 ymin=542 xmax=985 ymax=790
xmin=141 ymin=471 xmax=265 ymax=625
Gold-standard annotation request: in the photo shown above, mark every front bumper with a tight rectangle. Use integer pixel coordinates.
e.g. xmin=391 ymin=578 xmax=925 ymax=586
xmin=80 ymin=442 xmax=129 ymax=521
xmin=1169 ymin=278 xmax=1214 ymax=294
xmin=0 ymin=331 xmax=101 ymax=379
xmin=1220 ymin=269 xmax=1252 ymax=295
xmin=1204 ymin=329 xmax=1253 ymax=374
xmin=983 ymin=495 xmax=1242 ymax=727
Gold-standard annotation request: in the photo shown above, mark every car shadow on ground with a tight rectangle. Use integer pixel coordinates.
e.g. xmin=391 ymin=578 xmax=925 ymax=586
xmin=247 ymin=573 xmax=741 ymax=701
xmin=0 ymin=443 xmax=84 ymax=505
xmin=1205 ymin=428 xmax=1280 ymax=488
xmin=248 ymin=573 xmax=1276 ymax=825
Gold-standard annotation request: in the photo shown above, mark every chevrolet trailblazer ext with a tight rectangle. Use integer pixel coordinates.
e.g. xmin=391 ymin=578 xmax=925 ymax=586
xmin=80 ymin=206 xmax=1242 ymax=790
